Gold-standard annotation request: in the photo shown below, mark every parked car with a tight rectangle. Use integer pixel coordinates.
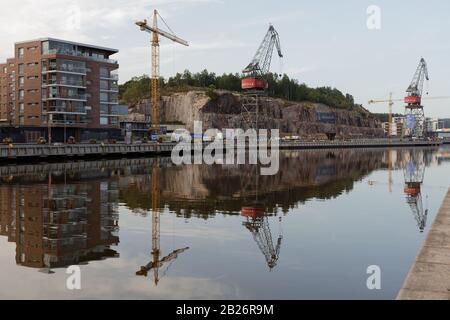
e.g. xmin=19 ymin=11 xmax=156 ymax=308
xmin=171 ymin=129 xmax=191 ymax=142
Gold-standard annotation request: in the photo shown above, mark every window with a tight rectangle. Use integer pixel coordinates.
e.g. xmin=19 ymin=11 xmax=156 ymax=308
xmin=100 ymin=117 xmax=108 ymax=125
xmin=100 ymin=92 xmax=108 ymax=102
xmin=18 ymin=64 xmax=24 ymax=74
xmin=100 ymin=80 xmax=108 ymax=90
xmin=19 ymin=103 xmax=24 ymax=113
xmin=19 ymin=116 xmax=24 ymax=125
xmin=19 ymin=77 xmax=24 ymax=86
xmin=18 ymin=48 xmax=24 ymax=58
xmin=19 ymin=90 xmax=24 ymax=99
xmin=100 ymin=67 xmax=109 ymax=78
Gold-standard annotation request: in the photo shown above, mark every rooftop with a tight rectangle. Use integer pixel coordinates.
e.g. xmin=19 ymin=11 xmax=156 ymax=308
xmin=15 ymin=38 xmax=118 ymax=54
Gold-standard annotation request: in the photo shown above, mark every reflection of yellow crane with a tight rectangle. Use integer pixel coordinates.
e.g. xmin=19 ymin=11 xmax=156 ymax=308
xmin=136 ymin=162 xmax=189 ymax=285
xmin=136 ymin=10 xmax=189 ymax=136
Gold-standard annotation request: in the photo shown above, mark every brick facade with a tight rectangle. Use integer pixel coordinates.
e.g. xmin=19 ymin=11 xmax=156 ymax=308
xmin=0 ymin=38 xmax=120 ymax=143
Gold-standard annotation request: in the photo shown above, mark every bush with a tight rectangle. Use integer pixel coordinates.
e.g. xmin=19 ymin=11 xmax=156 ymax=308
xmin=89 ymin=139 xmax=97 ymax=144
xmin=2 ymin=137 xmax=13 ymax=145
xmin=206 ymin=84 xmax=218 ymax=100
xmin=109 ymin=139 xmax=117 ymax=144
xmin=36 ymin=137 xmax=46 ymax=145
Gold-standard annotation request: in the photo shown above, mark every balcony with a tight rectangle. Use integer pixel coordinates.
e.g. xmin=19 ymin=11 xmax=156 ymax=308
xmin=46 ymin=106 xmax=87 ymax=115
xmin=43 ymin=65 xmax=87 ymax=75
xmin=43 ymin=79 xmax=86 ymax=88
xmin=100 ymin=73 xmax=119 ymax=81
xmin=100 ymin=85 xmax=119 ymax=92
xmin=44 ymin=49 xmax=118 ymax=65
xmin=43 ymin=93 xmax=88 ymax=102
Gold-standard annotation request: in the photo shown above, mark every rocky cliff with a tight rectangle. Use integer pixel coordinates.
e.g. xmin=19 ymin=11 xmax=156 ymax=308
xmin=132 ymin=90 xmax=384 ymax=139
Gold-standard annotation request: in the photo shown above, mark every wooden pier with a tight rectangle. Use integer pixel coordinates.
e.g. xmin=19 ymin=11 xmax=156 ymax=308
xmin=397 ymin=188 xmax=450 ymax=300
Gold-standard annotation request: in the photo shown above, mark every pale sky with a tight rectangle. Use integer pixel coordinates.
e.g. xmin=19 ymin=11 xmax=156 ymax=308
xmin=1 ymin=0 xmax=449 ymax=117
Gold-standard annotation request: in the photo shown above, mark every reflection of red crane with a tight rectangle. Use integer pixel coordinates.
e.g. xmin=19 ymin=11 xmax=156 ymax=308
xmin=403 ymin=151 xmax=428 ymax=232
xmin=241 ymin=168 xmax=283 ymax=270
xmin=136 ymin=161 xmax=189 ymax=285
xmin=242 ymin=207 xmax=282 ymax=270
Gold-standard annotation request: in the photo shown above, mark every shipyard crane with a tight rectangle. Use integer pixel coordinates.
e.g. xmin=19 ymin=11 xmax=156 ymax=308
xmin=404 ymin=58 xmax=429 ymax=139
xmin=242 ymin=24 xmax=283 ymax=90
xmin=136 ymin=10 xmax=189 ymax=138
xmin=241 ymin=25 xmax=283 ymax=130
xmin=136 ymin=162 xmax=189 ymax=285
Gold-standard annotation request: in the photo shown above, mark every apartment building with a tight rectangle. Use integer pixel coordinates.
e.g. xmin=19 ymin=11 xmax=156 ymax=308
xmin=0 ymin=38 xmax=120 ymax=143
xmin=0 ymin=63 xmax=8 ymax=123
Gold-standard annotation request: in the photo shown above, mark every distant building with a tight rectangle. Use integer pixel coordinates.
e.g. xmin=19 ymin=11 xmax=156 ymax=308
xmin=425 ymin=118 xmax=439 ymax=133
xmin=382 ymin=116 xmax=405 ymax=137
xmin=0 ymin=38 xmax=120 ymax=143
xmin=436 ymin=118 xmax=450 ymax=139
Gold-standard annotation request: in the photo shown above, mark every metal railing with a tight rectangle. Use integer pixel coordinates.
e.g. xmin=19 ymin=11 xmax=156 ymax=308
xmin=43 ymin=65 xmax=87 ymax=74
xmin=44 ymin=49 xmax=118 ymax=64
xmin=43 ymin=79 xmax=86 ymax=87
xmin=43 ymin=94 xmax=88 ymax=101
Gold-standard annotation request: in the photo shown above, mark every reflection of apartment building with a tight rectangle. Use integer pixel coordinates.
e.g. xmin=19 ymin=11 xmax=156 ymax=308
xmin=0 ymin=180 xmax=119 ymax=270
xmin=0 ymin=38 xmax=120 ymax=142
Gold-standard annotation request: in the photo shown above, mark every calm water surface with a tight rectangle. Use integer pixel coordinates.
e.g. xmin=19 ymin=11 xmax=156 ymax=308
xmin=0 ymin=146 xmax=449 ymax=299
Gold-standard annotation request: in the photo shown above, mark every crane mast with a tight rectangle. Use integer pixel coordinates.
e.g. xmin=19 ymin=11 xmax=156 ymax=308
xmin=136 ymin=10 xmax=189 ymax=137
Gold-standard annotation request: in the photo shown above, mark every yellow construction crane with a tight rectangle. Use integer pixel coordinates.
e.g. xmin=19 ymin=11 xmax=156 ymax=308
xmin=368 ymin=93 xmax=403 ymax=137
xmin=135 ymin=9 xmax=189 ymax=285
xmin=136 ymin=10 xmax=189 ymax=137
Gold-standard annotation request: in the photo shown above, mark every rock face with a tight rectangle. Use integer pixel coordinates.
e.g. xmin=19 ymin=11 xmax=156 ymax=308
xmin=133 ymin=90 xmax=384 ymax=138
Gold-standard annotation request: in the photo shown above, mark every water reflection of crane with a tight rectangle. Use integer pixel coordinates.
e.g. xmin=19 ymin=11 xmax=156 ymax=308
xmin=403 ymin=150 xmax=428 ymax=232
xmin=136 ymin=161 xmax=189 ymax=285
xmin=241 ymin=167 xmax=283 ymax=270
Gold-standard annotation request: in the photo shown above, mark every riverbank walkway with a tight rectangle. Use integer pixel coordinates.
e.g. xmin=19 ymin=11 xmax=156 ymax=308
xmin=398 ymin=188 xmax=450 ymax=300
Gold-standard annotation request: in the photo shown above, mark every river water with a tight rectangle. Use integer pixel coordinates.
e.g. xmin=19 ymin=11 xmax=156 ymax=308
xmin=0 ymin=146 xmax=449 ymax=299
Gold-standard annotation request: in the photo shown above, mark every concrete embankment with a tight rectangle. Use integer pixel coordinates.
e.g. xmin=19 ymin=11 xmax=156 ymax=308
xmin=0 ymin=140 xmax=443 ymax=161
xmin=397 ymin=188 xmax=450 ymax=300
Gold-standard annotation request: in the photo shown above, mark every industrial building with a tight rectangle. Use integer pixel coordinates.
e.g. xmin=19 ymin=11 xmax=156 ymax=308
xmin=0 ymin=38 xmax=121 ymax=143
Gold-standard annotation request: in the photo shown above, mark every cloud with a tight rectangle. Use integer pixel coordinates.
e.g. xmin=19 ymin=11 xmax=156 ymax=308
xmin=0 ymin=0 xmax=222 ymax=60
